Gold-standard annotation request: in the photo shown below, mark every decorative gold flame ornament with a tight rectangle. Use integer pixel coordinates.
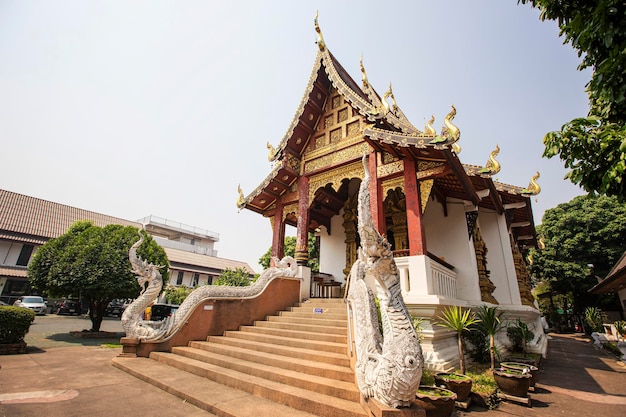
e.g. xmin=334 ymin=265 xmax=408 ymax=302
xmin=431 ymin=104 xmax=460 ymax=145
xmin=424 ymin=115 xmax=437 ymax=136
xmin=266 ymin=141 xmax=277 ymax=162
xmin=314 ymin=11 xmax=325 ymax=51
xmin=360 ymin=55 xmax=369 ymax=88
xmin=479 ymin=144 xmax=501 ymax=175
xmin=522 ymin=171 xmax=541 ymax=195
xmin=236 ymin=184 xmax=245 ymax=208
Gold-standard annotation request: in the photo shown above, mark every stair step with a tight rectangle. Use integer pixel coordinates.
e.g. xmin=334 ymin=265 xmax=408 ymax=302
xmin=221 ymin=329 xmax=346 ymax=353
xmin=187 ymin=340 xmax=354 ymax=382
xmin=112 ymin=356 xmax=321 ymax=417
xmin=205 ymin=335 xmax=350 ymax=367
xmin=239 ymin=325 xmax=347 ymax=344
xmin=147 ymin=352 xmax=367 ymax=417
xmin=256 ymin=319 xmax=347 ymax=335
xmin=267 ymin=315 xmax=348 ymax=330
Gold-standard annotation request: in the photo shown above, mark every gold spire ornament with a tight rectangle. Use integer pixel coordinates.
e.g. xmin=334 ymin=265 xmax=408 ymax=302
xmin=314 ymin=11 xmax=325 ymax=51
xmin=266 ymin=141 xmax=277 ymax=162
xmin=424 ymin=115 xmax=437 ymax=136
xmin=236 ymin=184 xmax=245 ymax=208
xmin=360 ymin=55 xmax=369 ymax=89
xmin=431 ymin=104 xmax=460 ymax=144
xmin=521 ymin=171 xmax=541 ymax=195
xmin=478 ymin=144 xmax=501 ymax=175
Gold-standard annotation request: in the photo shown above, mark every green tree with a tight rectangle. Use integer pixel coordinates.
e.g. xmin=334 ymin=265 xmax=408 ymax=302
xmin=215 ymin=267 xmax=253 ymax=286
xmin=436 ymin=306 xmax=480 ymax=374
xmin=28 ymin=221 xmax=169 ymax=332
xmin=259 ymin=233 xmax=319 ymax=272
xmin=163 ymin=285 xmax=195 ymax=305
xmin=529 ymin=194 xmax=626 ymax=313
xmin=519 ymin=0 xmax=626 ymax=199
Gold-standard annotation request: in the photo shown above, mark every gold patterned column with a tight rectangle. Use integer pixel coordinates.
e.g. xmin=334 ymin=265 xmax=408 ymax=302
xmin=473 ymin=226 xmax=498 ymax=304
xmin=342 ymin=194 xmax=358 ymax=278
xmin=512 ymin=241 xmax=535 ymax=306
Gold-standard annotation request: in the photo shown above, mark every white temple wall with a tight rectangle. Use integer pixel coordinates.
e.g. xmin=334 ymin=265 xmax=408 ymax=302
xmin=479 ymin=211 xmax=521 ymax=306
xmin=318 ymin=209 xmax=347 ymax=283
xmin=423 ymin=199 xmax=481 ymax=303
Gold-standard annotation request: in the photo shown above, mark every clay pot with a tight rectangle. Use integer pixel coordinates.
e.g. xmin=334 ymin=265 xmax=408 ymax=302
xmin=433 ymin=372 xmax=472 ymax=401
xmin=500 ymin=362 xmax=538 ymax=389
xmin=414 ymin=386 xmax=457 ymax=417
xmin=493 ymin=368 xmax=531 ymax=397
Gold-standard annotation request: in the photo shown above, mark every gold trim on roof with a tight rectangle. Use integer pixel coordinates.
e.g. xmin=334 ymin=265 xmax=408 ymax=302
xmin=236 ymin=184 xmax=245 ymax=209
xmin=420 ymin=179 xmax=434 ymax=213
xmin=314 ymin=11 xmax=325 ymax=51
xmin=521 ymin=171 xmax=541 ymax=195
xmin=478 ymin=144 xmax=500 ymax=176
xmin=424 ymin=115 xmax=437 ymax=136
xmin=382 ymin=176 xmax=405 ymax=198
xmin=308 ymin=161 xmax=365 ymax=204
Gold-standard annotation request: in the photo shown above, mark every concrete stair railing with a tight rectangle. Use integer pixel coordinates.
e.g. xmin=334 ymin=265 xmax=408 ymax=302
xmin=113 ymin=298 xmax=370 ymax=417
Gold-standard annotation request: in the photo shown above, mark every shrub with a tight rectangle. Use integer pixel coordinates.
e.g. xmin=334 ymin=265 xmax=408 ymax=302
xmin=463 ymin=327 xmax=490 ymax=364
xmin=506 ymin=318 xmax=534 ymax=354
xmin=584 ymin=306 xmax=604 ymax=333
xmin=0 ymin=306 xmax=35 ymax=344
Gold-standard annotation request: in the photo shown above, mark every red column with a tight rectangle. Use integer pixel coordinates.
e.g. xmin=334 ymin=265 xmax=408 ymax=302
xmin=295 ymin=176 xmax=310 ymax=265
xmin=271 ymin=200 xmax=285 ymax=263
xmin=368 ymin=152 xmax=386 ymax=235
xmin=403 ymin=157 xmax=426 ymax=255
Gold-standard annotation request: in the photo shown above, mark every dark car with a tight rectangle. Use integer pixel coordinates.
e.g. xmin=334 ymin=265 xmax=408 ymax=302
xmin=56 ymin=299 xmax=82 ymax=315
xmin=105 ymin=300 xmax=124 ymax=317
xmin=150 ymin=303 xmax=179 ymax=321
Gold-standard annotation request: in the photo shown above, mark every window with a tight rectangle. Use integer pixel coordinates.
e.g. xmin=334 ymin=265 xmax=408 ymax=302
xmin=192 ymin=273 xmax=199 ymax=287
xmin=16 ymin=244 xmax=34 ymax=266
xmin=207 ymin=276 xmax=214 ymax=285
xmin=176 ymin=271 xmax=184 ymax=285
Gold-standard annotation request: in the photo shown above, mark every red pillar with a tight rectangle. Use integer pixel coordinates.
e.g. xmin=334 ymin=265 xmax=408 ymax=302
xmin=403 ymin=157 xmax=427 ymax=255
xmin=295 ymin=176 xmax=310 ymax=265
xmin=368 ymin=152 xmax=386 ymax=235
xmin=271 ymin=200 xmax=285 ymax=263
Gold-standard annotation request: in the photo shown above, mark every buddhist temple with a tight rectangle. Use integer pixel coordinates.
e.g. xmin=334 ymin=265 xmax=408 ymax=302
xmin=237 ymin=16 xmax=547 ymax=368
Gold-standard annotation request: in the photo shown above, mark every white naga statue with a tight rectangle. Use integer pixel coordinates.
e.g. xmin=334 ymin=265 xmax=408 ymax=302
xmin=346 ymin=155 xmax=423 ymax=408
xmin=122 ymin=231 xmax=298 ymax=342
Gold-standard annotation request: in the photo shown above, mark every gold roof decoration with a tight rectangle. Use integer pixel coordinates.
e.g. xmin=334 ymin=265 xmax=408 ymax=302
xmin=424 ymin=115 xmax=437 ymax=136
xmin=451 ymin=141 xmax=462 ymax=155
xmin=478 ymin=144 xmax=501 ymax=176
xmin=367 ymin=83 xmax=392 ymax=119
xmin=431 ymin=104 xmax=460 ymax=147
xmin=360 ymin=55 xmax=369 ymax=89
xmin=314 ymin=11 xmax=326 ymax=51
xmin=538 ymin=235 xmax=545 ymax=250
xmin=236 ymin=184 xmax=245 ymax=209
xmin=521 ymin=171 xmax=541 ymax=196
xmin=387 ymin=83 xmax=399 ymax=113
xmin=267 ymin=141 xmax=278 ymax=163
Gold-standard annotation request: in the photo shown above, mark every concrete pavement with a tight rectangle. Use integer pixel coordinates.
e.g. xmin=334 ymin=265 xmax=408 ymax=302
xmin=1 ymin=326 xmax=625 ymax=417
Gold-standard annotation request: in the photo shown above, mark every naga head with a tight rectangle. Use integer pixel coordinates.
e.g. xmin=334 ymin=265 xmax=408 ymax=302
xmin=129 ymin=229 xmax=163 ymax=292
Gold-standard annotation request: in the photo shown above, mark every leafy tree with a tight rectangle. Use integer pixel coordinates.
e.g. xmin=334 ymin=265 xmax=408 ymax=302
xmin=259 ymin=233 xmax=319 ymax=271
xmin=436 ymin=305 xmax=480 ymax=374
xmin=214 ymin=267 xmax=253 ymax=286
xmin=529 ymin=194 xmax=626 ymax=313
xmin=163 ymin=285 xmax=195 ymax=305
xmin=519 ymin=1 xmax=626 ymax=199
xmin=28 ymin=221 xmax=169 ymax=332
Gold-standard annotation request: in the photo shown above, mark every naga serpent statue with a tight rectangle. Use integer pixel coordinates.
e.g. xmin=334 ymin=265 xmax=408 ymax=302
xmin=123 ymin=230 xmax=298 ymax=342
xmin=347 ymin=155 xmax=423 ymax=408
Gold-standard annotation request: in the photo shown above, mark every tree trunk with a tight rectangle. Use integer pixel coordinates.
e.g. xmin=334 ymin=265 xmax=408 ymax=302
xmin=458 ymin=334 xmax=466 ymax=374
xmin=88 ymin=300 xmax=108 ymax=332
xmin=489 ymin=334 xmax=496 ymax=371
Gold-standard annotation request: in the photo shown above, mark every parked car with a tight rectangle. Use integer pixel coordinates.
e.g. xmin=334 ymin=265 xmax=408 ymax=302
xmin=56 ymin=299 xmax=82 ymax=315
xmin=14 ymin=296 xmax=47 ymax=315
xmin=0 ymin=301 xmax=8 ymax=306
xmin=150 ymin=303 xmax=179 ymax=321
xmin=105 ymin=299 xmax=125 ymax=317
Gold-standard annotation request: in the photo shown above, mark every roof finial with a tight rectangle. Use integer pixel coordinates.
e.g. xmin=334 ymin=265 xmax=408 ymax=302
xmin=237 ymin=184 xmax=245 ymax=209
xmin=521 ymin=171 xmax=541 ymax=196
xmin=314 ymin=11 xmax=326 ymax=51
xmin=360 ymin=55 xmax=369 ymax=88
xmin=424 ymin=115 xmax=437 ymax=136
xmin=387 ymin=83 xmax=398 ymax=112
xmin=478 ymin=144 xmax=501 ymax=175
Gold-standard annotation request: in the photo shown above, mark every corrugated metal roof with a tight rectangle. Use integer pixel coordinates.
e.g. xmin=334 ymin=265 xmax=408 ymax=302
xmin=0 ymin=189 xmax=140 ymax=240
xmin=163 ymin=247 xmax=255 ymax=275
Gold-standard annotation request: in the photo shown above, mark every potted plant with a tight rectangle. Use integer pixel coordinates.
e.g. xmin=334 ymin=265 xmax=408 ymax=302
xmin=433 ymin=372 xmax=472 ymax=402
xmin=415 ymin=386 xmax=457 ymax=417
xmin=493 ymin=367 xmax=532 ymax=398
xmin=436 ymin=305 xmax=480 ymax=374
xmin=499 ymin=361 xmax=539 ymax=391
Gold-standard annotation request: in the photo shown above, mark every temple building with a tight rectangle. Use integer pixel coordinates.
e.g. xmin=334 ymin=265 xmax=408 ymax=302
xmin=237 ymin=18 xmax=546 ymax=369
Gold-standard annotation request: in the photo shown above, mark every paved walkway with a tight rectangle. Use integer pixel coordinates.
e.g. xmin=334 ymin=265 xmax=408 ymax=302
xmin=459 ymin=333 xmax=626 ymax=417
xmin=0 ymin=332 xmax=624 ymax=416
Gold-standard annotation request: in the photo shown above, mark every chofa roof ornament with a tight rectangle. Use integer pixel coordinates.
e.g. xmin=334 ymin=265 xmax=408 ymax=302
xmin=314 ymin=11 xmax=325 ymax=51
xmin=479 ymin=144 xmax=501 ymax=176
xmin=431 ymin=104 xmax=461 ymax=150
xmin=521 ymin=171 xmax=541 ymax=196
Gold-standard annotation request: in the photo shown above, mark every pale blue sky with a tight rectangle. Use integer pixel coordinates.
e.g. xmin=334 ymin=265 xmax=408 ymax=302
xmin=0 ymin=1 xmax=589 ymax=271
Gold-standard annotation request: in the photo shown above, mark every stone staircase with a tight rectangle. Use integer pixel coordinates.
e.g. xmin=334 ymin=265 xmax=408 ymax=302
xmin=112 ymin=298 xmax=368 ymax=417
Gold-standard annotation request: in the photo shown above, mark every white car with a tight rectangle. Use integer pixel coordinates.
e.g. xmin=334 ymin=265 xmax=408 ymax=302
xmin=14 ymin=296 xmax=47 ymax=315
